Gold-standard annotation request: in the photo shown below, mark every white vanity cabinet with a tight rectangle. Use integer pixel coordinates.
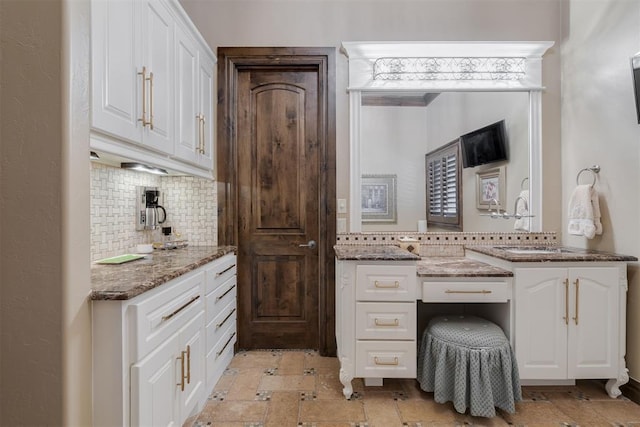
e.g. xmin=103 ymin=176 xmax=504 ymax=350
xmin=92 ymin=253 xmax=237 ymax=427
xmin=90 ymin=0 xmax=217 ymax=176
xmin=514 ymin=265 xmax=625 ymax=396
xmin=336 ymin=260 xmax=417 ymax=398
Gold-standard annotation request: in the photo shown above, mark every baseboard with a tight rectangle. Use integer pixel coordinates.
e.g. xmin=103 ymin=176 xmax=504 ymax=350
xmin=622 ymin=377 xmax=640 ymax=404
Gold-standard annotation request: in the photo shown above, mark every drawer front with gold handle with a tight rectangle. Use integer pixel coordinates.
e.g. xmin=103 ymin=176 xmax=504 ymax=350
xmin=355 ymin=302 xmax=416 ymax=340
xmin=356 ymin=264 xmax=416 ymax=301
xmin=355 ymin=341 xmax=416 ymax=378
xmin=422 ymin=280 xmax=509 ymax=303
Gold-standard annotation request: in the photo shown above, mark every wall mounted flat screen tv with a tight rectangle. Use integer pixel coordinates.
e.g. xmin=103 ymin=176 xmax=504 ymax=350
xmin=632 ymin=53 xmax=640 ymax=124
xmin=460 ymin=120 xmax=508 ymax=168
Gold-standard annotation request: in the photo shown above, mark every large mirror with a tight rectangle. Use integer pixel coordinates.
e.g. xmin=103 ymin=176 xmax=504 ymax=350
xmin=360 ymin=91 xmax=531 ymax=232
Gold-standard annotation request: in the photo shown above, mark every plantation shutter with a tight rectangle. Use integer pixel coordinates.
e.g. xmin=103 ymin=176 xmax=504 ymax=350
xmin=426 ymin=140 xmax=462 ymax=229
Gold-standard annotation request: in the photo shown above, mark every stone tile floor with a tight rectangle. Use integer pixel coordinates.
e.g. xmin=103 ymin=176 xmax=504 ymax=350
xmin=193 ymin=350 xmax=640 ymax=427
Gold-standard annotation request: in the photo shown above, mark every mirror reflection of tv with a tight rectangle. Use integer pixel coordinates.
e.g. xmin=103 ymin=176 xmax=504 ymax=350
xmin=460 ymin=120 xmax=508 ymax=168
xmin=632 ymin=52 xmax=640 ymax=124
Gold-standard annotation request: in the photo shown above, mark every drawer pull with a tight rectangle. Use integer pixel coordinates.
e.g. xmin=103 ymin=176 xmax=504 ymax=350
xmin=216 ymin=332 xmax=236 ymax=358
xmin=216 ymin=264 xmax=236 ymax=277
xmin=161 ymin=295 xmax=200 ymax=322
xmin=374 ymin=280 xmax=400 ymax=288
xmin=374 ymin=318 xmax=399 ymax=327
xmin=374 ymin=356 xmax=399 ymax=366
xmin=444 ymin=289 xmax=492 ymax=294
xmin=216 ymin=308 xmax=237 ymax=329
xmin=216 ymin=284 xmax=236 ymax=302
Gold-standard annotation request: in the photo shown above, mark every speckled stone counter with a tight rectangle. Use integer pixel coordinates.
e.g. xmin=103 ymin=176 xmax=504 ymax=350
xmin=91 ymin=246 xmax=236 ymax=300
xmin=333 ymin=245 xmax=420 ymax=261
xmin=417 ymin=257 xmax=513 ymax=277
xmin=466 ymin=245 xmax=637 ymax=263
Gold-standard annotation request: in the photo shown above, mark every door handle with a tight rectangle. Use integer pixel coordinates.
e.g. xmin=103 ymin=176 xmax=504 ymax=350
xmin=299 ymin=240 xmax=316 ymax=249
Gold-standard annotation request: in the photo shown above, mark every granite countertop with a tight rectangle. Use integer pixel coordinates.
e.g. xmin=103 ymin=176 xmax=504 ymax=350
xmin=91 ymin=246 xmax=236 ymax=301
xmin=333 ymin=245 xmax=420 ymax=261
xmin=466 ymin=245 xmax=638 ymax=263
xmin=417 ymin=257 xmax=513 ymax=277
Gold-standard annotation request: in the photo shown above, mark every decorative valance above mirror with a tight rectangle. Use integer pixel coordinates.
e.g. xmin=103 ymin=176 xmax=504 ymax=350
xmin=341 ymin=41 xmax=554 ymax=233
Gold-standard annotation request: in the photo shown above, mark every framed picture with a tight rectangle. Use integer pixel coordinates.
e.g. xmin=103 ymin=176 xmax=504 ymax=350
xmin=476 ymin=166 xmax=506 ymax=210
xmin=361 ymin=174 xmax=397 ymax=223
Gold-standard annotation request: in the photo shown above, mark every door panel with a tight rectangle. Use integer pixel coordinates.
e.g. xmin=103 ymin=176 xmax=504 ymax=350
xmin=568 ymin=267 xmax=618 ymax=378
xmin=237 ymin=68 xmax=320 ymax=349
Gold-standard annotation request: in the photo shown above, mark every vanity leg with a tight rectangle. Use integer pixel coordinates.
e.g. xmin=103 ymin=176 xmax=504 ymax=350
xmin=339 ymin=362 xmax=354 ymax=399
xmin=606 ymin=367 xmax=629 ymax=398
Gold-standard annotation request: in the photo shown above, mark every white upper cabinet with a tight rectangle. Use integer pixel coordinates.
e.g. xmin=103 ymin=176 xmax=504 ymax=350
xmin=174 ymin=25 xmax=216 ymax=170
xmin=141 ymin=0 xmax=174 ymax=154
xmin=91 ymin=0 xmax=142 ymax=144
xmin=91 ymin=0 xmax=217 ymax=176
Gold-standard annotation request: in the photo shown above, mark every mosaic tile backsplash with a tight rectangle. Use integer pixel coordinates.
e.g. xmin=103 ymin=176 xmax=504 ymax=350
xmin=336 ymin=231 xmax=557 ymax=257
xmin=90 ymin=163 xmax=217 ymax=261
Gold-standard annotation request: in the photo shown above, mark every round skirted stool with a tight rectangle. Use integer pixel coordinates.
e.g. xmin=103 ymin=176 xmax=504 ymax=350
xmin=417 ymin=315 xmax=521 ymax=418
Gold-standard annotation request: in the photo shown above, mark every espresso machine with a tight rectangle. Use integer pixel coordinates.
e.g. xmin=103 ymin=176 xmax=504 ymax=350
xmin=136 ymin=186 xmax=167 ymax=230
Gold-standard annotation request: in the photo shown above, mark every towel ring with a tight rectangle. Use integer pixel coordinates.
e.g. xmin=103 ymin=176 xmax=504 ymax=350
xmin=520 ymin=177 xmax=529 ymax=190
xmin=576 ymin=165 xmax=601 ymax=187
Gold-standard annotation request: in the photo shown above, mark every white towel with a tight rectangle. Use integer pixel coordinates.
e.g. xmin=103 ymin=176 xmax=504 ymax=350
xmin=513 ymin=190 xmax=530 ymax=232
xmin=567 ymin=185 xmax=602 ymax=239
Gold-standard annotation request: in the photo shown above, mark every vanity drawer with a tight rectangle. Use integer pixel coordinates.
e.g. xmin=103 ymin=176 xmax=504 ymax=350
xmin=356 ymin=264 xmax=416 ymax=301
xmin=355 ymin=340 xmax=416 ymax=378
xmin=355 ymin=302 xmax=416 ymax=340
xmin=206 ymin=299 xmax=237 ymax=354
xmin=205 ymin=254 xmax=237 ymax=294
xmin=422 ymin=280 xmax=509 ymax=303
xmin=205 ymin=275 xmax=236 ymax=324
xmin=130 ymin=270 xmax=204 ymax=360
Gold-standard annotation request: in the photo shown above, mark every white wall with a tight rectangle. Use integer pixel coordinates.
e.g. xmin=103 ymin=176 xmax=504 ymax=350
xmin=561 ymin=0 xmax=640 ymax=382
xmin=361 ymin=106 xmax=427 ymax=231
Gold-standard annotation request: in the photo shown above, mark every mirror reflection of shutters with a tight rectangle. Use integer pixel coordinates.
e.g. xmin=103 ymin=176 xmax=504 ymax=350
xmin=425 ymin=139 xmax=462 ymax=230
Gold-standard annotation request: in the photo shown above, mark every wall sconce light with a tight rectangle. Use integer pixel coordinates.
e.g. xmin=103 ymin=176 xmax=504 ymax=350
xmin=120 ymin=162 xmax=168 ymax=175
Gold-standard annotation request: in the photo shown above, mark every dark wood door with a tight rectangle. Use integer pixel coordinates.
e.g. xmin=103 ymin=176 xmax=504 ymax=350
xmin=217 ymin=48 xmax=336 ymax=352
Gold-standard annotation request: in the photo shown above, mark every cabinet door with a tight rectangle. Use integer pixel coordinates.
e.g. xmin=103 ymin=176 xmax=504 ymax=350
xmin=91 ymin=0 xmax=143 ymax=143
xmin=514 ymin=267 xmax=568 ymax=379
xmin=178 ymin=310 xmax=206 ymax=422
xmin=141 ymin=0 xmax=174 ymax=154
xmin=196 ymin=51 xmax=216 ymax=169
xmin=567 ymin=267 xmax=619 ymax=379
xmin=174 ymin=25 xmax=199 ymax=164
xmin=131 ymin=331 xmax=180 ymax=427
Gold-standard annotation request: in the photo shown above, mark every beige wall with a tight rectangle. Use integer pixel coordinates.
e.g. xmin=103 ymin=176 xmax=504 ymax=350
xmin=1 ymin=0 xmax=65 ymax=424
xmin=560 ymin=0 xmax=640 ymax=381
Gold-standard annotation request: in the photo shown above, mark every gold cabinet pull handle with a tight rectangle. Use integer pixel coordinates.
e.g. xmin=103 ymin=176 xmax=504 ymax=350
xmin=177 ymin=350 xmax=186 ymax=391
xmin=161 ymin=295 xmax=200 ymax=322
xmin=374 ymin=280 xmax=400 ymax=289
xmin=374 ymin=318 xmax=399 ymax=327
xmin=445 ymin=289 xmax=492 ymax=294
xmin=147 ymin=71 xmax=154 ymax=130
xmin=217 ymin=308 xmax=237 ymax=329
xmin=374 ymin=356 xmax=398 ymax=366
xmin=563 ymin=278 xmax=569 ymax=325
xmin=216 ymin=264 xmax=236 ymax=278
xmin=573 ymin=278 xmax=580 ymax=325
xmin=216 ymin=284 xmax=236 ymax=302
xmin=137 ymin=67 xmax=148 ymax=127
xmin=186 ymin=345 xmax=191 ymax=384
xmin=200 ymin=114 xmax=206 ymax=154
